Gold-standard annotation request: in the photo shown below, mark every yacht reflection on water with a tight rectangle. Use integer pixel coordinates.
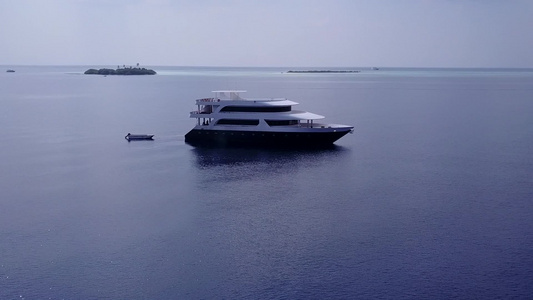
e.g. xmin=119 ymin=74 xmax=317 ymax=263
xmin=190 ymin=145 xmax=349 ymax=169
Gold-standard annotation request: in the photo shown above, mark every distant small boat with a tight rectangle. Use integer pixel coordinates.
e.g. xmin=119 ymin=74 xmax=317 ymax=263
xmin=125 ymin=133 xmax=154 ymax=141
xmin=6 ymin=69 xmax=15 ymax=73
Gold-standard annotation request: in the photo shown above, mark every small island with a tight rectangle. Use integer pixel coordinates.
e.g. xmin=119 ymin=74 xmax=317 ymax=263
xmin=286 ymin=70 xmax=360 ymax=73
xmin=84 ymin=64 xmax=156 ymax=75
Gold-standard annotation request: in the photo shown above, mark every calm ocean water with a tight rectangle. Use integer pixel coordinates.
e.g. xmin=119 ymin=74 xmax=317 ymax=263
xmin=1 ymin=66 xmax=532 ymax=299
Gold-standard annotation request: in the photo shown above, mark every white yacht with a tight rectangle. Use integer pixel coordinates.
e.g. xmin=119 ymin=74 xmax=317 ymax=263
xmin=184 ymin=90 xmax=353 ymax=147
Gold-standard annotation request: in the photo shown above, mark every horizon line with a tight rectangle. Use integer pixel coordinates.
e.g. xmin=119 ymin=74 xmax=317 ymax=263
xmin=2 ymin=64 xmax=533 ymax=70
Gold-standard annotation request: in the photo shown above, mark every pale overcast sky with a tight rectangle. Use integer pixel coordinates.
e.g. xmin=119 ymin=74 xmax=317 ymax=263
xmin=1 ymin=0 xmax=532 ymax=67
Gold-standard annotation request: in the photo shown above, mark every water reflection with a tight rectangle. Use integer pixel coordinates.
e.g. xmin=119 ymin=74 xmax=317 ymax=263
xmin=191 ymin=146 xmax=346 ymax=166
xmin=189 ymin=146 xmax=350 ymax=184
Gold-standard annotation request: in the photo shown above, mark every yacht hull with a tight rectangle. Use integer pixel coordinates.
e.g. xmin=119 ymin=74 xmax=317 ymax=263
xmin=185 ymin=129 xmax=351 ymax=148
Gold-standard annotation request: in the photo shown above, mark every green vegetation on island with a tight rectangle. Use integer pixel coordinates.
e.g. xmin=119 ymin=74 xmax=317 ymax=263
xmin=286 ymin=70 xmax=360 ymax=73
xmin=84 ymin=65 xmax=156 ymax=75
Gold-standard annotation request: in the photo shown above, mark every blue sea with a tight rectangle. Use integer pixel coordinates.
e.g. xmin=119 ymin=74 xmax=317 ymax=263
xmin=1 ymin=66 xmax=532 ymax=299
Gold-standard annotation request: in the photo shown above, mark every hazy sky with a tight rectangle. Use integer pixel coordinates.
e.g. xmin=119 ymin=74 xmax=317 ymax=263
xmin=1 ymin=0 xmax=532 ymax=67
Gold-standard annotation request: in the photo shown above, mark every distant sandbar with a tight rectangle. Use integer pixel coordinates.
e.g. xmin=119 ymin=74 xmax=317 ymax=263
xmin=286 ymin=70 xmax=360 ymax=73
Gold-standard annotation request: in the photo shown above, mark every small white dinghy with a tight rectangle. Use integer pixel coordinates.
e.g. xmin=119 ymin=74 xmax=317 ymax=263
xmin=125 ymin=133 xmax=154 ymax=141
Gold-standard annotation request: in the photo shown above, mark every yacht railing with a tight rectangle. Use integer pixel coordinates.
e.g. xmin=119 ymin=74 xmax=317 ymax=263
xmin=196 ymin=98 xmax=219 ymax=102
xmin=228 ymin=98 xmax=288 ymax=103
xmin=190 ymin=110 xmax=211 ymax=115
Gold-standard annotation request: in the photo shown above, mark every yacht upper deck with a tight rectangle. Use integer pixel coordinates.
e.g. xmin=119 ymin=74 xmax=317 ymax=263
xmin=196 ymin=90 xmax=293 ymax=104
